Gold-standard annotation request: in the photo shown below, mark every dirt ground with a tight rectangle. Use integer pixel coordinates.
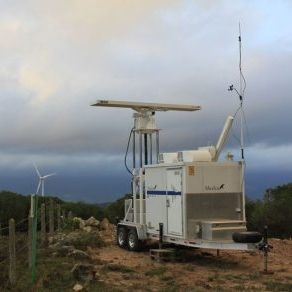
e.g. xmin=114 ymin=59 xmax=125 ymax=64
xmin=89 ymin=235 xmax=292 ymax=291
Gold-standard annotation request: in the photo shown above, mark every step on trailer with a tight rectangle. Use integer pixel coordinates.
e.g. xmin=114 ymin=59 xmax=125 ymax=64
xmin=91 ymin=100 xmax=262 ymax=252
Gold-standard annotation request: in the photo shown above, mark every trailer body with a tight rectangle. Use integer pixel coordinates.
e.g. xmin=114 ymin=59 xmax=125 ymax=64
xmin=119 ymin=160 xmax=255 ymax=250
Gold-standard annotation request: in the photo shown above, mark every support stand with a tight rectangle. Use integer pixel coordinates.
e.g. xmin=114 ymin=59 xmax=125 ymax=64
xmin=259 ymin=226 xmax=273 ymax=274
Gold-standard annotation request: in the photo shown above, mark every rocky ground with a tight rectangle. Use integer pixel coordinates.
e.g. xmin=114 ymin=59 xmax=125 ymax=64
xmin=1 ymin=217 xmax=292 ymax=291
xmin=48 ymin=217 xmax=292 ymax=291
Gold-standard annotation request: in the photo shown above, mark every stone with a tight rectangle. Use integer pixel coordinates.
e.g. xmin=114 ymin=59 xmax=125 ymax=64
xmin=99 ymin=218 xmax=110 ymax=230
xmin=85 ymin=216 xmax=100 ymax=227
xmin=73 ymin=283 xmax=83 ymax=291
xmin=68 ymin=249 xmax=90 ymax=260
xmin=83 ymin=226 xmax=92 ymax=233
xmin=73 ymin=217 xmax=85 ymax=230
xmin=71 ymin=263 xmax=95 ymax=281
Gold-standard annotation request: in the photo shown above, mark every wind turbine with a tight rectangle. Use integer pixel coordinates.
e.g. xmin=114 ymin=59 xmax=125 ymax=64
xmin=34 ymin=164 xmax=56 ymax=197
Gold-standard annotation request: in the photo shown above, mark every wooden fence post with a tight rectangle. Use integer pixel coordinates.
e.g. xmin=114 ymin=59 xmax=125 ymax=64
xmin=68 ymin=211 xmax=73 ymax=221
xmin=61 ymin=210 xmax=66 ymax=228
xmin=57 ymin=204 xmax=61 ymax=231
xmin=41 ymin=204 xmax=46 ymax=246
xmin=49 ymin=199 xmax=54 ymax=236
xmin=9 ymin=218 xmax=16 ymax=285
xmin=28 ymin=216 xmax=32 ymax=268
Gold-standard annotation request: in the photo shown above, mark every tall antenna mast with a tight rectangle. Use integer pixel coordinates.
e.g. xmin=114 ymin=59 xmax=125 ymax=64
xmin=228 ymin=22 xmax=247 ymax=222
xmin=228 ymin=22 xmax=246 ymax=160
xmin=238 ymin=22 xmax=244 ymax=160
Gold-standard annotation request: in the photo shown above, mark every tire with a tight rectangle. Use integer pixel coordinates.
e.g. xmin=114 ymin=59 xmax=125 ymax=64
xmin=117 ymin=226 xmax=127 ymax=248
xmin=127 ymin=229 xmax=142 ymax=251
xmin=232 ymin=231 xmax=262 ymax=243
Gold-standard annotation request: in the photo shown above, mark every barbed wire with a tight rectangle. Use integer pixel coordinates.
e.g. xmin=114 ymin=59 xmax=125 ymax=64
xmin=15 ymin=243 xmax=28 ymax=255
xmin=0 ymin=217 xmax=29 ymax=232
xmin=15 ymin=218 xmax=28 ymax=226
xmin=0 ymin=255 xmax=9 ymax=265
xmin=0 ymin=225 xmax=9 ymax=232
xmin=0 ymin=244 xmax=9 ymax=253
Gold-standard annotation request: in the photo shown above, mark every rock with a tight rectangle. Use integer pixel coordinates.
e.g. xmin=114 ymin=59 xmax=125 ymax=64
xmin=83 ymin=226 xmax=92 ymax=233
xmin=73 ymin=283 xmax=83 ymax=291
xmin=68 ymin=249 xmax=90 ymax=260
xmin=85 ymin=216 xmax=100 ymax=227
xmin=71 ymin=263 xmax=95 ymax=281
xmin=73 ymin=217 xmax=86 ymax=229
xmin=100 ymin=218 xmax=110 ymax=230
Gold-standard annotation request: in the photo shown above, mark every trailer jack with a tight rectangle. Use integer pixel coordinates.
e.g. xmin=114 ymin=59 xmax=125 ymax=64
xmin=258 ymin=226 xmax=273 ymax=274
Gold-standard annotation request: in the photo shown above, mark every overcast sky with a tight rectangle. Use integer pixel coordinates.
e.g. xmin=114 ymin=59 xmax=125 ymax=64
xmin=0 ymin=0 xmax=291 ymax=203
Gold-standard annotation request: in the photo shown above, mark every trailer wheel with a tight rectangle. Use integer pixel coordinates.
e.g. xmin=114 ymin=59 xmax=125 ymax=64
xmin=233 ymin=231 xmax=262 ymax=243
xmin=127 ymin=229 xmax=142 ymax=251
xmin=117 ymin=227 xmax=127 ymax=248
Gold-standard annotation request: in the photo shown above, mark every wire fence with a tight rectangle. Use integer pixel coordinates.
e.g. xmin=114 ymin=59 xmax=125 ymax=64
xmin=0 ymin=199 xmax=70 ymax=289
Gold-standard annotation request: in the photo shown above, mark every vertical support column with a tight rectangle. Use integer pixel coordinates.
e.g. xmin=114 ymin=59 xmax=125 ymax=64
xmin=132 ymin=131 xmax=136 ymax=169
xmin=149 ymin=133 xmax=153 ymax=164
xmin=57 ymin=204 xmax=61 ymax=231
xmin=144 ymin=133 xmax=148 ymax=165
xmin=28 ymin=216 xmax=32 ymax=268
xmin=41 ymin=204 xmax=46 ymax=246
xmin=133 ymin=178 xmax=137 ymax=223
xmin=139 ymin=168 xmax=144 ymax=225
xmin=9 ymin=218 xmax=16 ymax=286
xmin=139 ymin=132 xmax=143 ymax=167
xmin=49 ymin=199 xmax=54 ymax=236
xmin=156 ymin=131 xmax=160 ymax=163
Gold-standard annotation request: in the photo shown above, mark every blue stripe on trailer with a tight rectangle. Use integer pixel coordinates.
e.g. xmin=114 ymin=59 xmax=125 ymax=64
xmin=147 ymin=190 xmax=181 ymax=196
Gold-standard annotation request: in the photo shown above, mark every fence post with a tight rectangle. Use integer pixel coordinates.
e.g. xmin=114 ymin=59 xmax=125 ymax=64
xmin=68 ymin=211 xmax=73 ymax=221
xmin=57 ymin=204 xmax=61 ymax=231
xmin=31 ymin=194 xmax=38 ymax=284
xmin=9 ymin=218 xmax=16 ymax=285
xmin=41 ymin=204 xmax=46 ymax=246
xmin=49 ymin=199 xmax=54 ymax=236
xmin=62 ymin=210 xmax=66 ymax=228
xmin=28 ymin=216 xmax=32 ymax=268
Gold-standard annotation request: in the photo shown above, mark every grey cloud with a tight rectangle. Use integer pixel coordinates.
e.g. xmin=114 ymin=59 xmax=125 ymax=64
xmin=0 ymin=0 xmax=291 ymax=201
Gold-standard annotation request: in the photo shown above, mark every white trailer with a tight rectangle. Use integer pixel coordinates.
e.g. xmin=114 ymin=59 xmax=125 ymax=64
xmin=92 ymin=100 xmax=262 ymax=251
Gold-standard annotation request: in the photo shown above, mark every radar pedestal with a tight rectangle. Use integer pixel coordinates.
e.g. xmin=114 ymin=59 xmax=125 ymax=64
xmin=91 ymin=99 xmax=201 ymax=225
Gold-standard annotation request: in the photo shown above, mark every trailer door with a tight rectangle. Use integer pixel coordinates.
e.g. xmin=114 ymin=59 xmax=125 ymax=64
xmin=166 ymin=168 xmax=183 ymax=236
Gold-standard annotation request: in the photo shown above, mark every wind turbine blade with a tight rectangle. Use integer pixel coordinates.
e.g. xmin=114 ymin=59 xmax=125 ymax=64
xmin=43 ymin=173 xmax=56 ymax=179
xmin=33 ymin=163 xmax=41 ymax=178
xmin=36 ymin=181 xmax=41 ymax=195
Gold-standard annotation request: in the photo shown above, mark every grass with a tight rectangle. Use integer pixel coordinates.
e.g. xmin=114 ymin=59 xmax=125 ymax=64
xmin=102 ymin=263 xmax=135 ymax=274
xmin=265 ymin=280 xmax=292 ymax=291
xmin=145 ymin=266 xmax=167 ymax=277
xmin=185 ymin=264 xmax=195 ymax=271
xmin=63 ymin=231 xmax=105 ymax=250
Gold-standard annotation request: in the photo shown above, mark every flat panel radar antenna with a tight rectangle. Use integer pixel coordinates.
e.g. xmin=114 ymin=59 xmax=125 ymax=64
xmin=91 ymin=100 xmax=200 ymax=112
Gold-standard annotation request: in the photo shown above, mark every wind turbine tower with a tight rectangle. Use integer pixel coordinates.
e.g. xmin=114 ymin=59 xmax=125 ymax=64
xmin=34 ymin=164 xmax=56 ymax=197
